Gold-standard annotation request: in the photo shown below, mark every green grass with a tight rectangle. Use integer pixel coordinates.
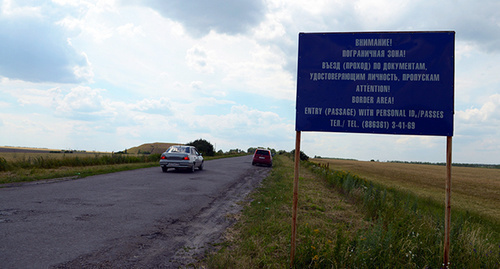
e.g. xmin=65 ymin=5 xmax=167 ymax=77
xmin=0 ymin=153 xmax=161 ymax=184
xmin=204 ymin=155 xmax=500 ymax=268
xmin=0 ymin=153 xmax=248 ymax=185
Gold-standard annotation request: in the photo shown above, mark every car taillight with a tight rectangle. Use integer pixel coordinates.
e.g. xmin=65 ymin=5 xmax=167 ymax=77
xmin=183 ymin=156 xmax=189 ymax=160
xmin=161 ymin=156 xmax=167 ymax=159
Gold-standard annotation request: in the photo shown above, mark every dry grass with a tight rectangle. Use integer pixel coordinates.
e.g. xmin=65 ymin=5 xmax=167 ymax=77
xmin=0 ymin=152 xmax=113 ymax=162
xmin=206 ymin=155 xmax=500 ymax=268
xmin=313 ymin=158 xmax=500 ymax=222
xmin=205 ymin=155 xmax=369 ymax=268
xmin=298 ymin=162 xmax=368 ymax=232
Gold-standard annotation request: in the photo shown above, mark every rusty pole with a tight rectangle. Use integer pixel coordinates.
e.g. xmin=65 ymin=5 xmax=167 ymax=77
xmin=290 ymin=131 xmax=301 ymax=268
xmin=443 ymin=136 xmax=452 ymax=267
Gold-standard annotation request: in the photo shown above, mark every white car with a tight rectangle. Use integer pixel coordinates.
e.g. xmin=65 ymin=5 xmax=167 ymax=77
xmin=159 ymin=145 xmax=204 ymax=173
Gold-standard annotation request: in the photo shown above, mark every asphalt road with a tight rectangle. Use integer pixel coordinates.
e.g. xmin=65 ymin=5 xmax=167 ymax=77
xmin=0 ymin=155 xmax=270 ymax=268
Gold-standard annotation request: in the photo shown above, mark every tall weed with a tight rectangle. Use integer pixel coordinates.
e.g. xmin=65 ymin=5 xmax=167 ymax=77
xmin=2 ymin=153 xmax=161 ymax=171
xmin=306 ymin=161 xmax=500 ymax=268
xmin=206 ymin=156 xmax=500 ymax=268
xmin=0 ymin=157 xmax=8 ymax=171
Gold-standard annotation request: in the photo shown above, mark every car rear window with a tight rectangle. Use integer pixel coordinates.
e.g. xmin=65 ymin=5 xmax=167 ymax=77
xmin=167 ymin=146 xmax=190 ymax=153
xmin=256 ymin=150 xmax=270 ymax=156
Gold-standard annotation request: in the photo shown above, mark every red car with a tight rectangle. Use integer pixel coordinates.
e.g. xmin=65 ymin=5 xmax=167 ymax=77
xmin=252 ymin=149 xmax=272 ymax=167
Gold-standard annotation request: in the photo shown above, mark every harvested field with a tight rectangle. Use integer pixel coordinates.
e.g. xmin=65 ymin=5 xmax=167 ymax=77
xmin=0 ymin=146 xmax=58 ymax=154
xmin=312 ymin=158 xmax=500 ymax=222
xmin=0 ymin=147 xmax=112 ymax=162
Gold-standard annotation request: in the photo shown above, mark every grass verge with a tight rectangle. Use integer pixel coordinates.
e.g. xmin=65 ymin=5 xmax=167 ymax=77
xmin=0 ymin=153 xmax=248 ymax=185
xmin=204 ymin=155 xmax=500 ymax=268
xmin=0 ymin=162 xmax=159 ymax=185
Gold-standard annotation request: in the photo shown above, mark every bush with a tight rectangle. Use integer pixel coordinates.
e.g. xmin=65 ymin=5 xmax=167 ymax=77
xmin=290 ymin=149 xmax=309 ymax=161
xmin=187 ymin=139 xmax=215 ymax=156
xmin=0 ymin=157 xmax=8 ymax=171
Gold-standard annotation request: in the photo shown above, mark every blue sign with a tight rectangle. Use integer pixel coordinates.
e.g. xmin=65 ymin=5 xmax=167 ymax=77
xmin=296 ymin=32 xmax=454 ymax=136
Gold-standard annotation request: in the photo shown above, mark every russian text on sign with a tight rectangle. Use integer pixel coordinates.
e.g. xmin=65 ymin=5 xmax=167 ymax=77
xmin=296 ymin=31 xmax=454 ymax=136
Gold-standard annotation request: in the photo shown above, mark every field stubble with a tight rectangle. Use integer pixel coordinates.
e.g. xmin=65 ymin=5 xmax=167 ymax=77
xmin=313 ymin=158 xmax=500 ymax=223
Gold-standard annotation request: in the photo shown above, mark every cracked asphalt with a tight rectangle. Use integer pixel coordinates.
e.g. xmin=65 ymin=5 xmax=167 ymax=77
xmin=0 ymin=155 xmax=270 ymax=268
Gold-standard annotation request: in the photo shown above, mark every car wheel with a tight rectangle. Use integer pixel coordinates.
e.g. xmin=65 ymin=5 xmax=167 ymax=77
xmin=199 ymin=161 xmax=204 ymax=170
xmin=190 ymin=164 xmax=195 ymax=173
xmin=252 ymin=162 xmax=255 ymax=165
xmin=162 ymin=167 xmax=168 ymax=173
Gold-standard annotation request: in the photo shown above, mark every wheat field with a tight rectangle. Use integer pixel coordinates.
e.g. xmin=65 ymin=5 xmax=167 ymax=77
xmin=0 ymin=151 xmax=112 ymax=162
xmin=312 ymin=158 xmax=500 ymax=222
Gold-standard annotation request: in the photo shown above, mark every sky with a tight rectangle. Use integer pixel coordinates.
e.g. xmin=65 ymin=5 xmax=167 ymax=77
xmin=0 ymin=0 xmax=499 ymax=164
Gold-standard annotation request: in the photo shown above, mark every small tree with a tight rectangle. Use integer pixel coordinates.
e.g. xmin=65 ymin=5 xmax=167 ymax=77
xmin=187 ymin=139 xmax=215 ymax=156
xmin=290 ymin=149 xmax=309 ymax=161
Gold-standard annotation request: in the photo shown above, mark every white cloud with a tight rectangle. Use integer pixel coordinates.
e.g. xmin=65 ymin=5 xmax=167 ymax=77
xmin=116 ymin=23 xmax=144 ymax=37
xmin=72 ymin=51 xmax=94 ymax=82
xmin=138 ymin=0 xmax=266 ymax=37
xmin=354 ymin=0 xmax=410 ymax=28
xmin=457 ymin=94 xmax=500 ymax=123
xmin=0 ymin=1 xmax=500 ymax=163
xmin=186 ymin=45 xmax=214 ymax=73
xmin=203 ymin=34 xmax=295 ymax=100
xmin=1 ymin=0 xmax=42 ymax=17
xmin=0 ymin=6 xmax=91 ymax=83
xmin=130 ymin=97 xmax=173 ymax=115
xmin=253 ymin=13 xmax=287 ymax=41
xmin=55 ymin=86 xmax=105 ymax=113
xmin=52 ymin=0 xmax=118 ymax=13
xmin=184 ymin=104 xmax=294 ymax=151
xmin=0 ymin=100 xmax=10 ymax=111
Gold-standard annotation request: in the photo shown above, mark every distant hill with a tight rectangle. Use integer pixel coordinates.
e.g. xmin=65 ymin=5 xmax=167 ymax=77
xmin=127 ymin=142 xmax=180 ymax=155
